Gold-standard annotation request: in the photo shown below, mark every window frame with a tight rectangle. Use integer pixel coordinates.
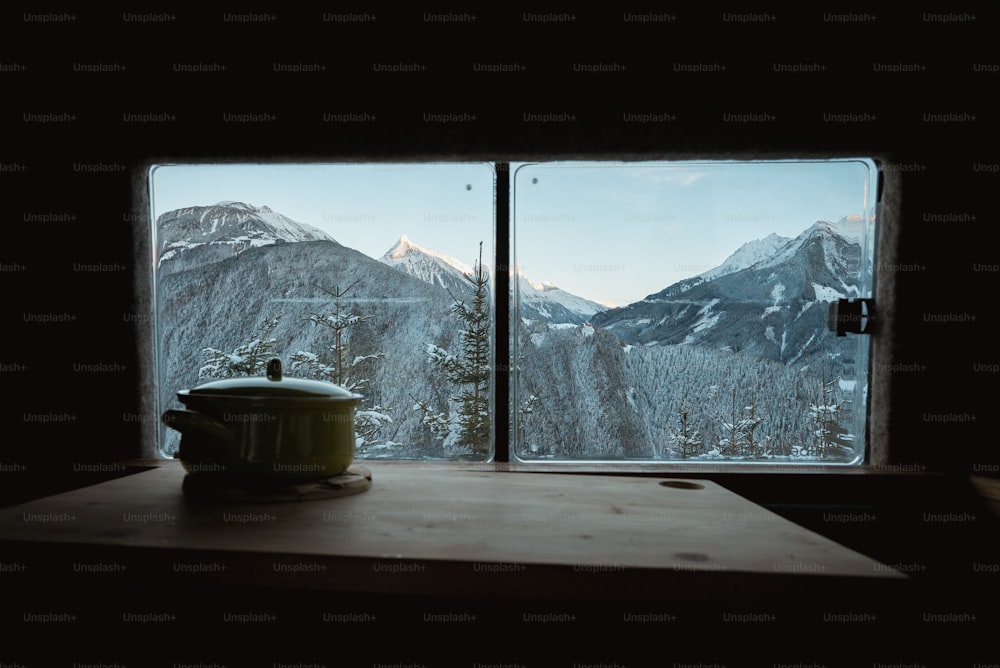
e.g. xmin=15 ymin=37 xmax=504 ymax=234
xmin=132 ymin=156 xmax=896 ymax=474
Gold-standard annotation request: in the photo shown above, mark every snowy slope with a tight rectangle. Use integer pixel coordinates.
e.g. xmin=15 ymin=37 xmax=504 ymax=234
xmin=754 ymin=217 xmax=864 ymax=272
xmin=156 ymin=238 xmax=463 ymax=457
xmin=651 ymin=233 xmax=791 ymax=299
xmin=378 ymin=236 xmax=479 ymax=298
xmin=156 ymin=201 xmax=334 ymax=271
xmin=515 ymin=275 xmax=607 ymax=325
xmin=701 ymin=232 xmax=792 ymax=280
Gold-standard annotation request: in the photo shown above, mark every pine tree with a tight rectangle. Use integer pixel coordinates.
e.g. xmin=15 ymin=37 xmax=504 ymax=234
xmin=289 ymin=281 xmax=392 ymax=449
xmin=513 ymin=324 xmax=540 ymax=453
xmin=741 ymin=394 xmax=767 ymax=458
xmin=289 ymin=282 xmax=383 ymax=392
xmin=199 ymin=315 xmax=282 ymax=379
xmin=808 ymin=362 xmax=844 ymax=460
xmin=516 ymin=392 xmax=539 ymax=439
xmin=717 ymin=387 xmax=765 ymax=457
xmin=416 ymin=242 xmax=492 ymax=457
xmin=667 ymin=405 xmax=703 ymax=458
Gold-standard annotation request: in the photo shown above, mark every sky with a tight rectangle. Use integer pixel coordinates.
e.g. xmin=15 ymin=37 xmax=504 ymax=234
xmin=149 ymin=159 xmax=876 ymax=307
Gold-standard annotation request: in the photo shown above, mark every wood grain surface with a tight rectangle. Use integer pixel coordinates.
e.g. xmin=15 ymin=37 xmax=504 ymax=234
xmin=0 ymin=462 xmax=906 ymax=603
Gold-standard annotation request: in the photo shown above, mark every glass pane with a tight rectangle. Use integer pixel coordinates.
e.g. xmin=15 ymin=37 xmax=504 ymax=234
xmin=512 ymin=159 xmax=877 ymax=464
xmin=150 ymin=162 xmax=495 ymax=461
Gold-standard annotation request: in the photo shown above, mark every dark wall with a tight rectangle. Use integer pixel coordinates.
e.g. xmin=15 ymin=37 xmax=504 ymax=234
xmin=2 ymin=8 xmax=998 ymax=666
xmin=3 ymin=8 xmax=994 ymax=491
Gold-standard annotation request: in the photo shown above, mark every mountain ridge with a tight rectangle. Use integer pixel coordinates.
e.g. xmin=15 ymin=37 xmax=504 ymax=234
xmin=591 ymin=217 xmax=866 ymax=365
xmin=378 ymin=235 xmax=606 ymax=325
xmin=156 ymin=201 xmax=334 ymax=273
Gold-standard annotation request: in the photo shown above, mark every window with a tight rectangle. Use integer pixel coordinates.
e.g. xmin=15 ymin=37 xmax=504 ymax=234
xmin=146 ymin=158 xmax=879 ymax=467
xmin=149 ymin=163 xmax=496 ymax=461
xmin=511 ymin=160 xmax=878 ymax=465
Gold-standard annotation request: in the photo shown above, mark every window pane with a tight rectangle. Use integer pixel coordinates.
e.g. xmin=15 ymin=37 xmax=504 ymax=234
xmin=512 ymin=160 xmax=876 ymax=464
xmin=150 ymin=163 xmax=495 ymax=461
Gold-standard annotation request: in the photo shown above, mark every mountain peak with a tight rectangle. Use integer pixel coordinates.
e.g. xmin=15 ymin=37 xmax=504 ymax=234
xmin=209 ymin=200 xmax=261 ymax=213
xmin=379 ymin=236 xmax=476 ymax=294
xmin=520 ymin=275 xmax=561 ymax=292
xmin=807 ymin=216 xmax=865 ymax=240
xmin=515 ymin=274 xmax=607 ymax=323
xmin=381 ymin=240 xmax=605 ymax=324
xmin=826 ymin=215 xmax=866 ymax=243
xmin=696 ymin=232 xmax=792 ymax=282
xmin=381 ymin=236 xmax=472 ymax=273
xmin=156 ymin=202 xmax=334 ymax=268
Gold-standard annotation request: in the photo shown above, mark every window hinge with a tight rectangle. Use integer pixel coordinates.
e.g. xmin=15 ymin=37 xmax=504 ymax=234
xmin=828 ymin=298 xmax=875 ymax=336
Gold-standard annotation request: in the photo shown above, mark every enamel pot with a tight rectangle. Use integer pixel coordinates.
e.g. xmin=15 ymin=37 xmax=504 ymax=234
xmin=162 ymin=358 xmax=362 ymax=482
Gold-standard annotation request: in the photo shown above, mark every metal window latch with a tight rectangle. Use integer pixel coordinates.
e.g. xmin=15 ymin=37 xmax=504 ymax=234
xmin=828 ymin=298 xmax=875 ymax=336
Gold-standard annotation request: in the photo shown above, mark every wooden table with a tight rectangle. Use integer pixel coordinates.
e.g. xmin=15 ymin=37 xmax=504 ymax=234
xmin=0 ymin=461 xmax=906 ymax=606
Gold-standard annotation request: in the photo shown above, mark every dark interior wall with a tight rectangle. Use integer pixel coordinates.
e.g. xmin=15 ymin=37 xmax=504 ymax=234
xmin=2 ymin=8 xmax=998 ymax=665
xmin=3 ymin=11 xmax=994 ymax=487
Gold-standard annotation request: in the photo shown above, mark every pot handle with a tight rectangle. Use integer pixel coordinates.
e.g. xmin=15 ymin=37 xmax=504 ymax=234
xmin=161 ymin=409 xmax=235 ymax=442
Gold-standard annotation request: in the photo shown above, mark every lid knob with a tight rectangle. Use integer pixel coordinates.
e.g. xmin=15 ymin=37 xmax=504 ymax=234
xmin=266 ymin=358 xmax=283 ymax=381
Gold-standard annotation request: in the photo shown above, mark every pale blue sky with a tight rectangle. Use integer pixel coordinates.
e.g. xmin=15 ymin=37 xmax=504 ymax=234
xmin=149 ymin=159 xmax=876 ymax=306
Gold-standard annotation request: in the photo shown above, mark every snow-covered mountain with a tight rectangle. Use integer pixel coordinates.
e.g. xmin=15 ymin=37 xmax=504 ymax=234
xmin=153 ymin=201 xmax=867 ymax=462
xmin=591 ymin=217 xmax=866 ymax=365
xmin=515 ymin=216 xmax=869 ymax=461
xmin=379 ymin=236 xmax=605 ymax=324
xmin=156 ymin=237 xmax=464 ymax=456
xmin=156 ymin=202 xmax=334 ymax=273
xmin=378 ymin=236 xmax=479 ymax=298
xmin=515 ymin=275 xmax=607 ymax=325
xmin=657 ymin=233 xmax=792 ymax=298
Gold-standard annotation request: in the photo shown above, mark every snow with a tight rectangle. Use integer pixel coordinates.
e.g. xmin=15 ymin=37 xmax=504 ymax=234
xmin=157 ymin=202 xmax=334 ymax=268
xmin=756 ymin=217 xmax=865 ymax=276
xmin=381 ymin=235 xmax=474 ymax=276
xmin=691 ymin=299 xmax=722 ymax=334
xmin=625 ymin=386 xmax=638 ymax=411
xmin=694 ymin=233 xmax=792 ymax=281
xmin=789 ymin=331 xmax=817 ymax=364
xmin=515 ymin=274 xmax=606 ymax=323
xmin=812 ymin=283 xmax=846 ymax=302
xmin=762 ymin=282 xmax=786 ymax=317
xmin=692 ymin=311 xmax=721 ymax=333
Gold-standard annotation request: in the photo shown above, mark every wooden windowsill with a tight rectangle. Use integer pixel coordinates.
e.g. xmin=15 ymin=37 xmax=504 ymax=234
xmin=0 ymin=460 xmax=907 ymax=605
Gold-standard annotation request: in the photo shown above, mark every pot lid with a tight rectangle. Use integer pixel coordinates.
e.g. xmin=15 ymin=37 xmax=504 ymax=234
xmin=184 ymin=358 xmax=361 ymax=400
